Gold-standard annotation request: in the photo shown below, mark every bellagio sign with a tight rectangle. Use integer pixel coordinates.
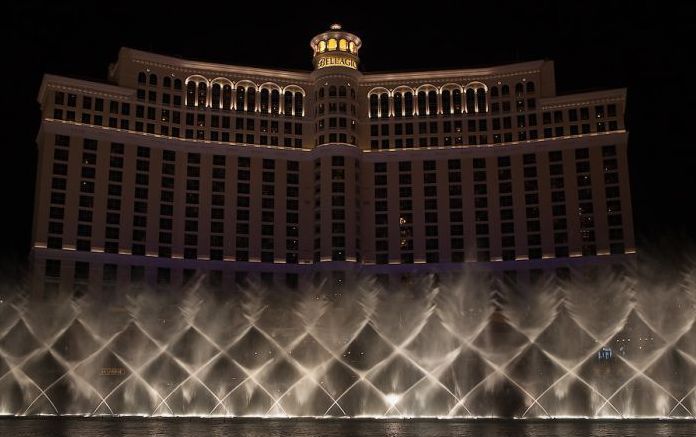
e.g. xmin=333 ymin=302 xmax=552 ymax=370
xmin=316 ymin=55 xmax=358 ymax=70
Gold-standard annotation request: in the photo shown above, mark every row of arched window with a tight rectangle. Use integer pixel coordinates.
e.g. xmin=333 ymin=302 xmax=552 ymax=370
xmin=368 ymin=83 xmax=489 ymax=118
xmin=367 ymin=80 xmax=537 ymax=118
xmin=184 ymin=76 xmax=305 ymax=116
xmin=314 ymin=37 xmax=358 ymax=54
xmin=137 ymin=72 xmax=183 ymax=90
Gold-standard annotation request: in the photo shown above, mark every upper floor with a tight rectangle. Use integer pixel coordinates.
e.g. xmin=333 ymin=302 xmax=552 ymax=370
xmin=37 ymin=25 xmax=626 ymax=151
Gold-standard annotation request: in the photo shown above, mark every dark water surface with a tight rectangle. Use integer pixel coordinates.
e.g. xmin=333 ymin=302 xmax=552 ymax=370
xmin=1 ymin=418 xmax=695 ymax=437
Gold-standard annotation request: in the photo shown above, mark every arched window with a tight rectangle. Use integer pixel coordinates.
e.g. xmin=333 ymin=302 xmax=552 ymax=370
xmin=490 ymin=86 xmax=499 ymax=97
xmin=350 ymin=88 xmax=356 ymax=99
xmin=515 ymin=83 xmax=524 ymax=97
xmin=186 ymin=81 xmax=196 ymax=107
xmin=271 ymin=89 xmax=280 ymax=114
xmin=452 ymin=89 xmax=462 ymax=113
xmin=327 ymin=38 xmax=337 ymax=51
xmin=197 ymin=82 xmax=207 ymax=107
xmin=369 ymin=94 xmax=379 ymax=118
xmin=260 ymin=88 xmax=270 ymax=113
xmin=393 ymin=93 xmax=403 ymax=117
xmin=329 ymin=86 xmax=337 ymax=97
xmin=319 ymin=87 xmax=325 ymax=98
xmin=428 ymin=90 xmax=438 ymax=115
xmin=222 ymin=85 xmax=232 ymax=109
xmin=339 ymin=39 xmax=348 ymax=51
xmin=442 ymin=90 xmax=451 ymax=114
xmin=526 ymin=81 xmax=535 ymax=93
xmin=284 ymin=91 xmax=293 ymax=115
xmin=174 ymin=79 xmax=182 ymax=90
xmin=138 ymin=72 xmax=146 ymax=84
xmin=211 ymin=83 xmax=221 ymax=108
xmin=476 ymin=88 xmax=487 ymax=113
xmin=339 ymin=86 xmax=347 ymax=97
xmin=246 ymin=88 xmax=256 ymax=112
xmin=294 ymin=93 xmax=303 ymax=116
xmin=163 ymin=77 xmax=171 ymax=88
xmin=379 ymin=93 xmax=389 ymax=117
xmin=404 ymin=92 xmax=414 ymax=116
xmin=501 ymin=84 xmax=510 ymax=96
xmin=149 ymin=74 xmax=157 ymax=86
xmin=236 ymin=87 xmax=245 ymax=111
xmin=465 ymin=89 xmax=476 ymax=113
xmin=417 ymin=91 xmax=427 ymax=115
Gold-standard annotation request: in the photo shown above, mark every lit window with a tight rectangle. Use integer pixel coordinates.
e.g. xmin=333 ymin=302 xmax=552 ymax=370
xmin=349 ymin=41 xmax=356 ymax=53
xmin=339 ymin=39 xmax=348 ymax=51
xmin=318 ymin=40 xmax=326 ymax=53
xmin=327 ymin=38 xmax=337 ymax=51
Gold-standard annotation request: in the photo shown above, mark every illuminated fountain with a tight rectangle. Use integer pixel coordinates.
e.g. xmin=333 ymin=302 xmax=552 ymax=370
xmin=0 ymin=268 xmax=695 ymax=418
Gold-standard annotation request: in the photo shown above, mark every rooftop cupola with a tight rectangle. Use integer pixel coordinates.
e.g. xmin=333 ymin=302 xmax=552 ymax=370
xmin=310 ymin=24 xmax=362 ymax=71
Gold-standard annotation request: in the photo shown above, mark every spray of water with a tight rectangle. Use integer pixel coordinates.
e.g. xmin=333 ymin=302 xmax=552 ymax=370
xmin=0 ymin=265 xmax=694 ymax=418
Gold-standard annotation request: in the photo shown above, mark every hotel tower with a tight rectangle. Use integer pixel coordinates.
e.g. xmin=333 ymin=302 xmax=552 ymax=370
xmin=32 ymin=25 xmax=634 ymax=293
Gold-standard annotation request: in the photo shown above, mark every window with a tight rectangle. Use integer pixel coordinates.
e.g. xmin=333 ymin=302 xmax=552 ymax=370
xmin=294 ymin=93 xmax=303 ymax=116
xmin=45 ymin=259 xmax=61 ymax=278
xmin=197 ymin=82 xmax=207 ymax=107
xmin=465 ymin=89 xmax=475 ymax=113
xmin=186 ymin=81 xmax=196 ymax=106
xmin=476 ymin=89 xmax=486 ymax=112
xmin=515 ymin=83 xmax=524 ymax=96
xmin=373 ymin=94 xmax=387 ymax=119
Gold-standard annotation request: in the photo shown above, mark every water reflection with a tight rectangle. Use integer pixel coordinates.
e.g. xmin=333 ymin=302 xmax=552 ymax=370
xmin=0 ymin=419 xmax=694 ymax=437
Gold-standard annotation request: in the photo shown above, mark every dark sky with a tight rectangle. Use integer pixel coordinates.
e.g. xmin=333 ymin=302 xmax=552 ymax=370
xmin=3 ymin=1 xmax=695 ymax=264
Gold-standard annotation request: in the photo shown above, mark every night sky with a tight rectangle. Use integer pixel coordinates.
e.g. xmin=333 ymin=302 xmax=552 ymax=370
xmin=3 ymin=1 xmax=695 ymax=265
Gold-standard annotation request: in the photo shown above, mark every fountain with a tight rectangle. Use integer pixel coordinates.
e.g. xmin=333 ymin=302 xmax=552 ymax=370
xmin=0 ymin=267 xmax=694 ymax=418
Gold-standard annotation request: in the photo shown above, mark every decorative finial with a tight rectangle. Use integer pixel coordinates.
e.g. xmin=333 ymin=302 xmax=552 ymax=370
xmin=330 ymin=23 xmax=342 ymax=30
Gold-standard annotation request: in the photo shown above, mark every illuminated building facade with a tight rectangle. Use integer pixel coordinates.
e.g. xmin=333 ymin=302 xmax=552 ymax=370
xmin=32 ymin=25 xmax=634 ymax=292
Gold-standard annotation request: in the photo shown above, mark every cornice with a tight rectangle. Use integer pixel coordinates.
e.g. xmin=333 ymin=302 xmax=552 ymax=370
xmin=359 ymin=60 xmax=547 ymax=85
xmin=38 ymin=74 xmax=134 ymax=104
xmin=116 ymin=49 xmax=552 ymax=89
xmin=31 ymin=246 xmax=635 ymax=271
xmin=121 ymin=48 xmax=313 ymax=84
xmin=38 ymin=118 xmax=628 ymax=160
xmin=539 ymin=88 xmax=627 ymax=109
xmin=360 ymin=130 xmax=629 ymax=161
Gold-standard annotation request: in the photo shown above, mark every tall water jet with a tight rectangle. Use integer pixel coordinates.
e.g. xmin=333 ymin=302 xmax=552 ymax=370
xmin=0 ymin=267 xmax=694 ymax=418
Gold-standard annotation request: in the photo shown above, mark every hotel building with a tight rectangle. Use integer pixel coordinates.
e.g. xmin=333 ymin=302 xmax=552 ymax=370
xmin=32 ymin=25 xmax=634 ymax=293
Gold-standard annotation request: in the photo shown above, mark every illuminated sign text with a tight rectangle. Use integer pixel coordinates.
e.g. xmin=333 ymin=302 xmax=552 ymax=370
xmin=316 ymin=56 xmax=357 ymax=70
